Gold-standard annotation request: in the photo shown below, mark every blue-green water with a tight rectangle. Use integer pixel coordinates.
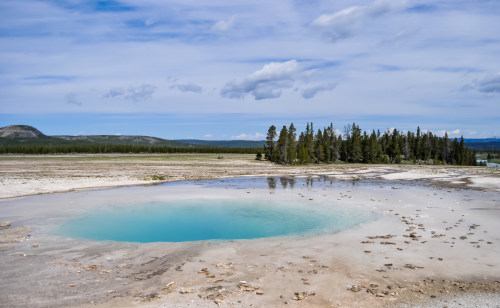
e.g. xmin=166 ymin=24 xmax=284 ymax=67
xmin=58 ymin=199 xmax=377 ymax=243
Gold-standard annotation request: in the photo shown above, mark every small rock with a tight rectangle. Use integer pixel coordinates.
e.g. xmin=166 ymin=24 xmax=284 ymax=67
xmin=68 ymin=284 xmax=77 ymax=288
xmin=32 ymin=243 xmax=39 ymax=248
xmin=86 ymin=265 xmax=99 ymax=271
xmin=404 ymin=264 xmax=423 ymax=270
xmin=144 ymin=293 xmax=158 ymax=299
xmin=179 ymin=288 xmax=196 ymax=294
xmin=256 ymin=290 xmax=264 ymax=295
xmin=0 ymin=221 xmax=11 ymax=227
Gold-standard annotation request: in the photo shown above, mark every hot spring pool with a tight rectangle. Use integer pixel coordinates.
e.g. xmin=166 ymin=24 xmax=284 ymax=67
xmin=57 ymin=198 xmax=378 ymax=243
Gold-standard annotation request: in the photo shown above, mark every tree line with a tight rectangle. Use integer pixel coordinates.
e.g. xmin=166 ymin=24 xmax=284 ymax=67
xmin=0 ymin=144 xmax=259 ymax=155
xmin=263 ymin=122 xmax=481 ymax=166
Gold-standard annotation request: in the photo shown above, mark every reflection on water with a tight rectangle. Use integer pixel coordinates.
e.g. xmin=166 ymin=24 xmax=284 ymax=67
xmin=162 ymin=175 xmax=366 ymax=191
xmin=263 ymin=175 xmax=360 ymax=190
xmin=267 ymin=177 xmax=276 ymax=189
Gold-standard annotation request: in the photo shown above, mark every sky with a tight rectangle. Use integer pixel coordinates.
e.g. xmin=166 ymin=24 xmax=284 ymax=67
xmin=0 ymin=0 xmax=499 ymax=140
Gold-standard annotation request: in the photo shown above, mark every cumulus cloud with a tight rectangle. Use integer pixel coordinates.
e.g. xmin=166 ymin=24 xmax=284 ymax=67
xmin=312 ymin=0 xmax=406 ymax=41
xmin=65 ymin=92 xmax=82 ymax=106
xmin=476 ymin=72 xmax=500 ymax=93
xmin=204 ymin=134 xmax=213 ymax=138
xmin=302 ymin=83 xmax=337 ymax=99
xmin=170 ymin=83 xmax=203 ymax=93
xmin=212 ymin=16 xmax=236 ymax=32
xmin=221 ymin=60 xmax=302 ymax=100
xmin=104 ymin=84 xmax=156 ymax=102
xmin=230 ymin=132 xmax=265 ymax=140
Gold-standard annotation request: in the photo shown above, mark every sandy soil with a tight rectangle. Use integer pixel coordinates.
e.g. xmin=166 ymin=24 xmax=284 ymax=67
xmin=0 ymin=154 xmax=499 ymax=307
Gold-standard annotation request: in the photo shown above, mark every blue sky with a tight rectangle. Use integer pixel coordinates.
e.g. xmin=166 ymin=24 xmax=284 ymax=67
xmin=1 ymin=0 xmax=499 ymax=140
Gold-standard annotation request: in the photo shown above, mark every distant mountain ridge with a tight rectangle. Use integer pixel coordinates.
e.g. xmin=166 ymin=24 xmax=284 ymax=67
xmin=55 ymin=135 xmax=194 ymax=148
xmin=2 ymin=125 xmax=499 ymax=150
xmin=0 ymin=125 xmax=264 ymax=149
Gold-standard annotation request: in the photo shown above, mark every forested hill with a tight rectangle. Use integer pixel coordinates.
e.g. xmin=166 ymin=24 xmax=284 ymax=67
xmin=0 ymin=125 xmax=194 ymax=148
xmin=263 ymin=123 xmax=481 ymax=166
xmin=0 ymin=125 xmax=260 ymax=154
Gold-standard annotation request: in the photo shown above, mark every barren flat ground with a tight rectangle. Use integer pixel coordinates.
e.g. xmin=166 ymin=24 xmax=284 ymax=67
xmin=1 ymin=154 xmax=499 ymax=307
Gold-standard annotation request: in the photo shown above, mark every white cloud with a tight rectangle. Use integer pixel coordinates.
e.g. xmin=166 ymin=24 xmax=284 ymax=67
xmin=65 ymin=92 xmax=82 ymax=106
xmin=312 ymin=0 xmax=407 ymax=41
xmin=230 ymin=132 xmax=265 ymax=140
xmin=204 ymin=134 xmax=213 ymax=138
xmin=212 ymin=16 xmax=236 ymax=32
xmin=302 ymin=83 xmax=337 ymax=99
xmin=170 ymin=83 xmax=203 ymax=93
xmin=221 ymin=60 xmax=302 ymax=100
xmin=104 ymin=84 xmax=156 ymax=102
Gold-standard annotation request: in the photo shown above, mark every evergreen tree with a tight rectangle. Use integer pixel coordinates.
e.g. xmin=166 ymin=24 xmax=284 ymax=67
xmin=314 ymin=129 xmax=324 ymax=163
xmin=287 ymin=123 xmax=297 ymax=163
xmin=265 ymin=125 xmax=277 ymax=161
xmin=392 ymin=129 xmax=402 ymax=164
xmin=276 ymin=125 xmax=289 ymax=164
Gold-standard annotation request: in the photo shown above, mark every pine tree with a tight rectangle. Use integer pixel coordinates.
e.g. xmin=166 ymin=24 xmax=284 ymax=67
xmin=265 ymin=125 xmax=277 ymax=161
xmin=314 ymin=129 xmax=324 ymax=163
xmin=392 ymin=129 xmax=402 ymax=164
xmin=287 ymin=123 xmax=297 ymax=163
xmin=277 ymin=125 xmax=289 ymax=164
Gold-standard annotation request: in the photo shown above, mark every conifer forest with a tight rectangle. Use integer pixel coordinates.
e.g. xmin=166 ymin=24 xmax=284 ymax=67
xmin=263 ymin=122 xmax=480 ymax=166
